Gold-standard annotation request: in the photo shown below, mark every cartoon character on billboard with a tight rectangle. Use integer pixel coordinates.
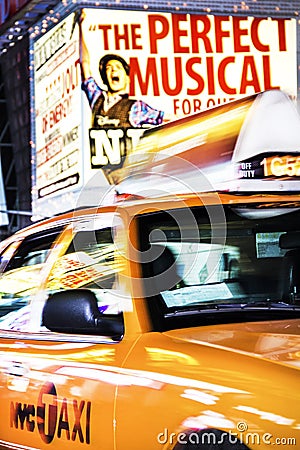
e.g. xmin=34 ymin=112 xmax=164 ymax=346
xmin=76 ymin=10 xmax=165 ymax=184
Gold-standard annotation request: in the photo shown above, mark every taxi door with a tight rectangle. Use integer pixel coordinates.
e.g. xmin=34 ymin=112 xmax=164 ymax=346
xmin=0 ymin=213 xmax=135 ymax=450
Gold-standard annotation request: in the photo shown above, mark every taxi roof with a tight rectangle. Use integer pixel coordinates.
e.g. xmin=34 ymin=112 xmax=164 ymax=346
xmin=6 ymin=191 xmax=300 ymax=245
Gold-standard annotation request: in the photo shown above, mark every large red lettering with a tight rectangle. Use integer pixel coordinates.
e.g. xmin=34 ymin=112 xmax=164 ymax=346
xmin=218 ymin=57 xmax=236 ymax=95
xmin=114 ymin=24 xmax=130 ymax=50
xmin=273 ymin=18 xmax=289 ymax=51
xmin=263 ymin=55 xmax=280 ymax=90
xmin=161 ymin=57 xmax=182 ymax=95
xmin=251 ymin=18 xmax=269 ymax=51
xmin=129 ymin=57 xmax=160 ymax=96
xmin=98 ymin=25 xmax=111 ymax=50
xmin=186 ymin=57 xmax=205 ymax=95
xmin=240 ymin=55 xmax=260 ymax=93
xmin=214 ymin=16 xmax=230 ymax=53
xmin=148 ymin=14 xmax=169 ymax=54
xmin=131 ymin=24 xmax=143 ymax=49
xmin=190 ymin=15 xmax=212 ymax=53
xmin=172 ymin=14 xmax=189 ymax=53
xmin=206 ymin=57 xmax=216 ymax=95
xmin=232 ymin=17 xmax=250 ymax=52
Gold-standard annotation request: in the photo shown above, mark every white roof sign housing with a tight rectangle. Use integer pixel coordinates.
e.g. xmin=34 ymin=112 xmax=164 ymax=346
xmin=117 ymin=90 xmax=300 ymax=197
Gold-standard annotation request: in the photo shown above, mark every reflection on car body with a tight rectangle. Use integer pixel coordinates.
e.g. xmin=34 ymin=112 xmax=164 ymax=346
xmin=0 ymin=194 xmax=299 ymax=450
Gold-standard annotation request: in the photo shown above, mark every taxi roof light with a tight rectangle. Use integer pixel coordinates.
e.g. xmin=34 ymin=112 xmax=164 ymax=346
xmin=117 ymin=90 xmax=300 ymax=198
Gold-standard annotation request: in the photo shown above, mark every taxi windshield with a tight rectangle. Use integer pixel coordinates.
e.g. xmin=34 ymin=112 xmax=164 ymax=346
xmin=138 ymin=202 xmax=300 ymax=329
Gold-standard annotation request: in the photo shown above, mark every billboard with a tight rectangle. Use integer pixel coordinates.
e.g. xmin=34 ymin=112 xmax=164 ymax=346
xmin=31 ymin=8 xmax=297 ymax=218
xmin=33 ymin=13 xmax=82 ymax=219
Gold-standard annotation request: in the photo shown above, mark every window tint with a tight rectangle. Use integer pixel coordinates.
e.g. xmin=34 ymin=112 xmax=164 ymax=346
xmin=42 ymin=220 xmax=125 ymax=334
xmin=47 ymin=227 xmax=119 ymax=292
xmin=138 ymin=204 xmax=300 ymax=330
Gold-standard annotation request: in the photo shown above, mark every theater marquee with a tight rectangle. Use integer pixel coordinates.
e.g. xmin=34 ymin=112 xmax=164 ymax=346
xmin=30 ymin=8 xmax=297 ymax=219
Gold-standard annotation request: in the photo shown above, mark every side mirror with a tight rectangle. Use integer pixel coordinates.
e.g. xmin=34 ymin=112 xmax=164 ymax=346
xmin=42 ymin=289 xmax=124 ymax=340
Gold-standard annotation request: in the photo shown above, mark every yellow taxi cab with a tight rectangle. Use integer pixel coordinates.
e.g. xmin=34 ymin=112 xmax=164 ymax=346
xmin=0 ymin=90 xmax=300 ymax=450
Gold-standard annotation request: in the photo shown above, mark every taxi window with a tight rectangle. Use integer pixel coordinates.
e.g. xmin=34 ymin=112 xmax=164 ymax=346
xmin=43 ymin=223 xmax=124 ymax=333
xmin=0 ymin=228 xmax=63 ymax=330
xmin=138 ymin=203 xmax=300 ymax=330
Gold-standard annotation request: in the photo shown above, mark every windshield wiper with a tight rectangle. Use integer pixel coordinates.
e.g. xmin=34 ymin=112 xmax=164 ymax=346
xmin=165 ymin=300 xmax=299 ymax=318
xmin=240 ymin=300 xmax=299 ymax=309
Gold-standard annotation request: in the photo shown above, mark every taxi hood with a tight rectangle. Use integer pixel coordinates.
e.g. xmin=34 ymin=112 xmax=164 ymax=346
xmin=163 ymin=318 xmax=300 ymax=369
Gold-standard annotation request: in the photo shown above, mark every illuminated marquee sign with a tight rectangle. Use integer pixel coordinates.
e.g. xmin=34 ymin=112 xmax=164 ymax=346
xmin=32 ymin=13 xmax=83 ymax=218
xmin=31 ymin=8 xmax=297 ymax=219
xmin=80 ymin=10 xmax=296 ymax=115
